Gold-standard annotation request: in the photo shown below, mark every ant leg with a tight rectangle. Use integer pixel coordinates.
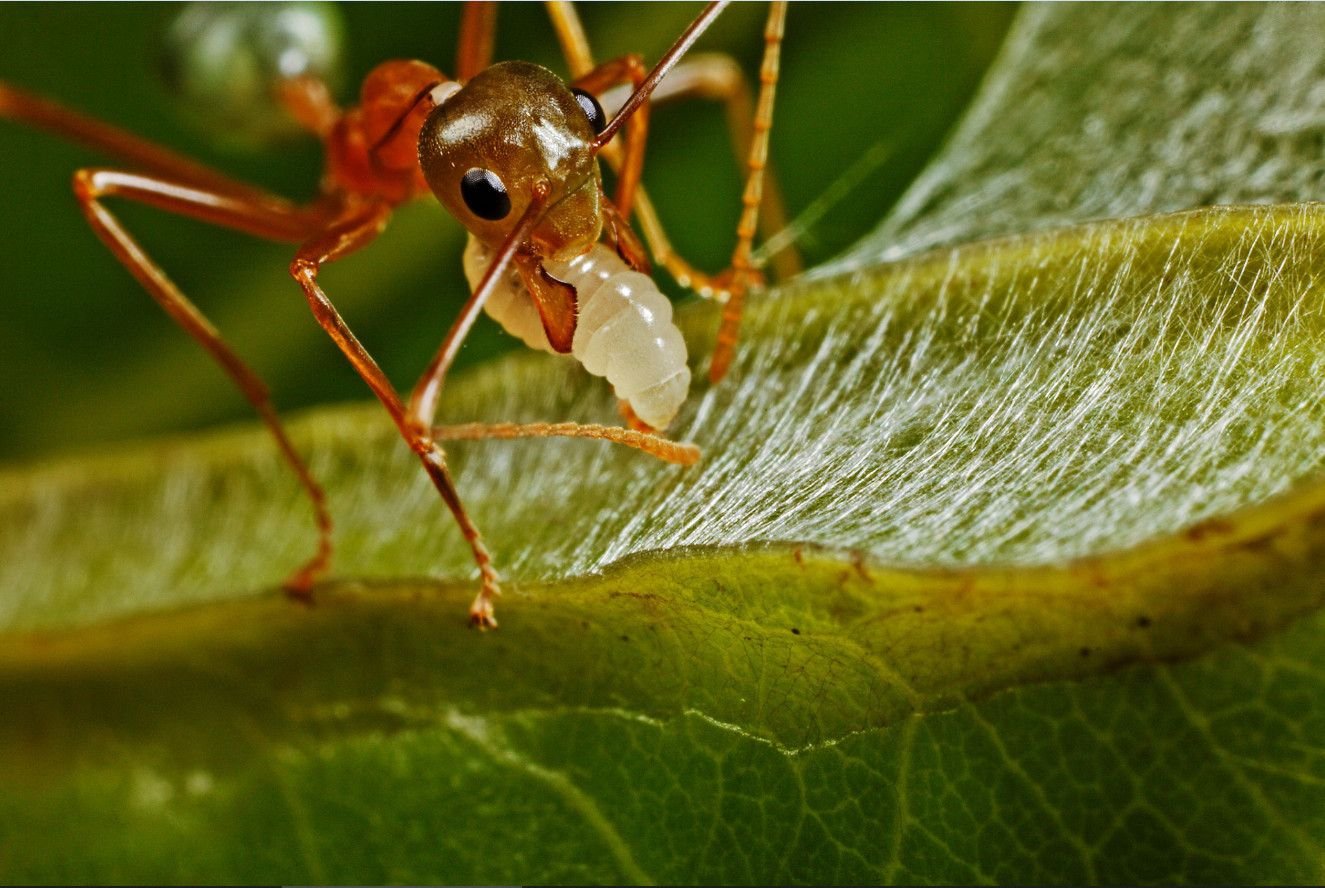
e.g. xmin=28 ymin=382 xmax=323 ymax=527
xmin=410 ymin=288 xmax=702 ymax=470
xmin=70 ymin=168 xmax=335 ymax=595
xmin=456 ymin=2 xmax=499 ymax=82
xmin=572 ymin=55 xmax=650 ymax=217
xmin=432 ymin=422 xmax=700 ymax=466
xmin=545 ymin=6 xmax=654 ymax=238
xmin=0 ymin=82 xmax=300 ymax=202
xmin=289 ymin=207 xmax=504 ymax=628
xmin=545 ymin=1 xmax=595 ymax=76
xmin=583 ymin=4 xmax=791 ymax=382
xmin=540 ymin=4 xmax=795 ymax=310
xmin=706 ymin=1 xmax=787 ymax=382
xmin=405 ymin=192 xmax=700 ymax=472
xmin=618 ymin=53 xmax=801 ymax=286
xmin=602 ymin=197 xmax=652 ymax=273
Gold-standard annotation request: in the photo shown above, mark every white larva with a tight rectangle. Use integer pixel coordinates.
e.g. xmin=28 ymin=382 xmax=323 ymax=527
xmin=463 ymin=234 xmax=692 ymax=430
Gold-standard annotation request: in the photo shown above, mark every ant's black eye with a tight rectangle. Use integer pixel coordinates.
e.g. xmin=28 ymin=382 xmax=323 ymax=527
xmin=572 ymin=87 xmax=607 ymax=135
xmin=460 ymin=168 xmax=511 ymax=221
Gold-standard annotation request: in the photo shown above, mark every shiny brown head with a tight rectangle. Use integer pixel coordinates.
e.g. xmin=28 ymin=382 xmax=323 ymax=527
xmin=417 ymin=61 xmax=606 ymax=261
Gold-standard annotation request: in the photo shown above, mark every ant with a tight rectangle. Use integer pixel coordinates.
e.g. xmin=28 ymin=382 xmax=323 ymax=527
xmin=0 ymin=1 xmax=793 ymax=628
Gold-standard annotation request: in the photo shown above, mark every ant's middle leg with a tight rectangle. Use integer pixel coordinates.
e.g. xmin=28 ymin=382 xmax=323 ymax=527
xmin=70 ymin=167 xmax=336 ymax=596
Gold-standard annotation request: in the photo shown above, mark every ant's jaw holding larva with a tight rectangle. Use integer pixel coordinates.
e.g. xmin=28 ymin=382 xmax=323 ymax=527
xmin=418 ymin=60 xmax=604 ymax=255
xmin=529 ymin=176 xmax=604 ymax=261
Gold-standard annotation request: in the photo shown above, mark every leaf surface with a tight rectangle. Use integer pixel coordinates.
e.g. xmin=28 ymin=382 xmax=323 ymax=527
xmin=5 ymin=4 xmax=1325 ymax=884
xmin=5 ymin=200 xmax=1325 ymax=882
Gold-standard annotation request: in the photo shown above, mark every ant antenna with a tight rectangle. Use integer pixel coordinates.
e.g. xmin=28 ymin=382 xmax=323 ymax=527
xmin=591 ymin=1 xmax=730 ymax=152
xmin=410 ymin=182 xmax=553 ymax=423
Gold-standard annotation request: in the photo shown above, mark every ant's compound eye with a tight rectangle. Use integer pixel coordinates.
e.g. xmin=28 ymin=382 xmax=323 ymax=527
xmin=460 ymin=169 xmax=512 ymax=221
xmin=571 ymin=88 xmax=607 ymax=135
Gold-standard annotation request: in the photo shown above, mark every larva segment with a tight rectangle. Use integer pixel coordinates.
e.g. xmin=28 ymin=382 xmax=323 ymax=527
xmin=463 ymin=236 xmax=691 ymax=430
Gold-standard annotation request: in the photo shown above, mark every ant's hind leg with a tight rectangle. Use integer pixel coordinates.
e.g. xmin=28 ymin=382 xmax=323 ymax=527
xmin=1 ymin=82 xmax=290 ymax=200
xmin=69 ymin=167 xmax=335 ymax=597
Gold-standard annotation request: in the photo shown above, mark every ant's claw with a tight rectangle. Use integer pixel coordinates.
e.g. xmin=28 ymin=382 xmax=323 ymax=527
xmin=469 ymin=605 xmax=499 ymax=630
xmin=468 ymin=568 xmax=502 ymax=630
xmin=282 ymin=555 xmax=328 ymax=605
xmin=282 ymin=580 xmax=316 ymax=606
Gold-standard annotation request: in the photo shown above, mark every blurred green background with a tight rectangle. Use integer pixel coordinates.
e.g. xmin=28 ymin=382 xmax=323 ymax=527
xmin=0 ymin=2 xmax=1013 ymax=461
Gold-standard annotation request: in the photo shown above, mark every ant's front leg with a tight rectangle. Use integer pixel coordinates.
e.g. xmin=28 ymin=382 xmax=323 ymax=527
xmin=288 ymin=206 xmax=503 ymax=628
xmin=602 ymin=197 xmax=651 ymax=273
xmin=404 ymin=211 xmax=699 ymax=489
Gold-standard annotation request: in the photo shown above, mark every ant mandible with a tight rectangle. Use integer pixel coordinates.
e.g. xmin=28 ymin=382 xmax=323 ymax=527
xmin=0 ymin=1 xmax=792 ymax=628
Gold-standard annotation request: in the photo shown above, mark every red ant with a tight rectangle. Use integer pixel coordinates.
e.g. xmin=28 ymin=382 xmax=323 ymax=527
xmin=0 ymin=1 xmax=792 ymax=627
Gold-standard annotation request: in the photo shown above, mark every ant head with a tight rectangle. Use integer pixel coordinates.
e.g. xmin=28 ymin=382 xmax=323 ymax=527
xmin=418 ymin=61 xmax=604 ymax=258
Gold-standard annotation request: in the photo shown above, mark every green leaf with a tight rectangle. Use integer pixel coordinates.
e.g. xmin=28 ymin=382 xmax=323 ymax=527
xmin=832 ymin=2 xmax=1325 ymax=268
xmin=6 ymin=200 xmax=1325 ymax=882
xmin=6 ymin=4 xmax=1325 ymax=885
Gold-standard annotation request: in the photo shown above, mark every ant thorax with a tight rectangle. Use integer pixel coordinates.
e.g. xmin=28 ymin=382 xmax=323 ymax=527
xmin=325 ymin=60 xmax=447 ymax=204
